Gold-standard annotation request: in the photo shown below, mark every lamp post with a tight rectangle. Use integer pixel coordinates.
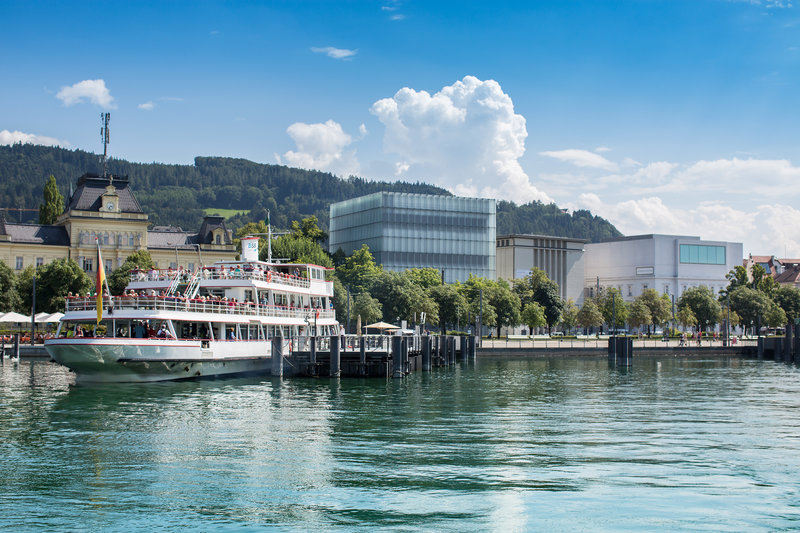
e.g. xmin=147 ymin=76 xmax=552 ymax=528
xmin=30 ymin=273 xmax=36 ymax=346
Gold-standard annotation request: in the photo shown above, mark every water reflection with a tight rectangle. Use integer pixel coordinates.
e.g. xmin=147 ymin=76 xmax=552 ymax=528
xmin=2 ymin=356 xmax=800 ymax=530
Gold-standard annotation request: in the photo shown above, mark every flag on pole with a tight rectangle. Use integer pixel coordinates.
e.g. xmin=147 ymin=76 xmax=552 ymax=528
xmin=96 ymin=239 xmax=106 ymax=324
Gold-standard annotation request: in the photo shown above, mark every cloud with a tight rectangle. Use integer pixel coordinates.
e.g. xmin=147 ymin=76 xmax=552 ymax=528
xmin=539 ymin=149 xmax=619 ymax=171
xmin=571 ymin=194 xmax=800 ymax=257
xmin=370 ymin=75 xmax=551 ymax=203
xmin=278 ymin=119 xmax=360 ymax=177
xmin=138 ymin=101 xmax=155 ymax=111
xmin=595 ymin=146 xmax=610 ymax=153
xmin=56 ymin=79 xmax=115 ymax=109
xmin=0 ymin=129 xmax=70 ymax=147
xmin=311 ymin=46 xmax=357 ymax=60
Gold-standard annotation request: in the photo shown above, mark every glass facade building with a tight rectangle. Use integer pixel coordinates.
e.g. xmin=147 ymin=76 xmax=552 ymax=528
xmin=329 ymin=192 xmax=496 ymax=283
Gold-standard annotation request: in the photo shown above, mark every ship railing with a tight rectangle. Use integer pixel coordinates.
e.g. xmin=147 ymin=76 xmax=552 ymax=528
xmin=129 ymin=266 xmax=313 ymax=289
xmin=65 ymin=296 xmax=335 ymax=321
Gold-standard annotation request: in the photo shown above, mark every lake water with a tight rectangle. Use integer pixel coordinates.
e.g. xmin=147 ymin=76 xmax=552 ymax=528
xmin=2 ymin=355 xmax=800 ymax=531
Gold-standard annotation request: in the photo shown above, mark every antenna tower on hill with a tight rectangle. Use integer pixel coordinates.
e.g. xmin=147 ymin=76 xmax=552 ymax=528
xmin=100 ymin=112 xmax=111 ymax=183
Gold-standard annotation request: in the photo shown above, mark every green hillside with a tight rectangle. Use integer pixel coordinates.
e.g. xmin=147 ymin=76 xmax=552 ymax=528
xmin=0 ymin=143 xmax=622 ymax=242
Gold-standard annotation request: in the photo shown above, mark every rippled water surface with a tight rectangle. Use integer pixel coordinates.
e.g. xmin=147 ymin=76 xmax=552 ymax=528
xmin=2 ymin=356 xmax=800 ymax=531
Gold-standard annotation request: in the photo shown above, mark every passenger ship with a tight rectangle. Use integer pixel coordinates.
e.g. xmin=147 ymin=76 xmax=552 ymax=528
xmin=45 ymin=237 xmax=338 ymax=382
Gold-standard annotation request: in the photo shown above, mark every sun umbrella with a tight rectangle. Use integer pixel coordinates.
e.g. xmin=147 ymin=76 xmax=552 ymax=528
xmin=0 ymin=312 xmax=31 ymax=323
xmin=45 ymin=312 xmax=64 ymax=323
xmin=364 ymin=321 xmax=400 ymax=333
xmin=34 ymin=312 xmax=52 ymax=323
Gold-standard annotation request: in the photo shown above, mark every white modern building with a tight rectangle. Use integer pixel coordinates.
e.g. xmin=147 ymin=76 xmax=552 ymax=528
xmin=584 ymin=234 xmax=743 ymax=301
xmin=496 ymin=234 xmax=586 ymax=304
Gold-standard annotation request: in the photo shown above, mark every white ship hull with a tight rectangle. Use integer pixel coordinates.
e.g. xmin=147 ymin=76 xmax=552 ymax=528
xmin=45 ymin=338 xmax=273 ymax=383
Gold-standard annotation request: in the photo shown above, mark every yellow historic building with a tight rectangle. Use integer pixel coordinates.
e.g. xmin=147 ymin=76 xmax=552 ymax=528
xmin=0 ymin=173 xmax=236 ymax=273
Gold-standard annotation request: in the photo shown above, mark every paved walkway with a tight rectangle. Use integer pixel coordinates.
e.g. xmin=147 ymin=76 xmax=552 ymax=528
xmin=480 ymin=337 xmax=758 ymax=350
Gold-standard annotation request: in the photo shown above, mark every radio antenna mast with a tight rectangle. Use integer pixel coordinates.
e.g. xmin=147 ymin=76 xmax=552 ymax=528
xmin=100 ymin=112 xmax=111 ymax=183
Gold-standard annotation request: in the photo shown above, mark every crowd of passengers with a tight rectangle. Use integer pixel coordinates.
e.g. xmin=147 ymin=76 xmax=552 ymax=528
xmin=130 ymin=264 xmax=306 ymax=283
xmin=65 ymin=290 xmax=332 ymax=312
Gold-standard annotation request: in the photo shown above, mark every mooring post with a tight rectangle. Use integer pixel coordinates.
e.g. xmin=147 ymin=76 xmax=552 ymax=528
xmin=271 ymin=334 xmax=284 ymax=377
xmin=422 ymin=335 xmax=431 ymax=371
xmin=459 ymin=335 xmax=467 ymax=362
xmin=448 ymin=336 xmax=455 ymax=365
xmin=14 ymin=333 xmax=20 ymax=359
xmin=310 ymin=336 xmax=317 ymax=365
xmin=401 ymin=336 xmax=409 ymax=373
xmin=359 ymin=338 xmax=367 ymax=376
xmin=329 ymin=335 xmax=341 ymax=377
xmin=470 ymin=335 xmax=477 ymax=361
xmin=392 ymin=335 xmax=403 ymax=378
xmin=785 ymin=326 xmax=793 ymax=363
xmin=757 ymin=336 xmax=764 ymax=360
xmin=1 ymin=340 xmax=5 ymax=365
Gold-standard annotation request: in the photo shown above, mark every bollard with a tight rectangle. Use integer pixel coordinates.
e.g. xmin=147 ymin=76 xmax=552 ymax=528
xmin=422 ymin=335 xmax=431 ymax=371
xmin=460 ymin=335 xmax=468 ymax=362
xmin=391 ymin=335 xmax=403 ymax=378
xmin=401 ymin=336 xmax=409 ymax=373
xmin=329 ymin=335 xmax=340 ymax=377
xmin=271 ymin=335 xmax=284 ymax=377
xmin=785 ymin=326 xmax=793 ymax=364
xmin=14 ymin=333 xmax=20 ymax=359
xmin=757 ymin=336 xmax=764 ymax=360
xmin=310 ymin=336 xmax=317 ymax=365
xmin=359 ymin=338 xmax=367 ymax=376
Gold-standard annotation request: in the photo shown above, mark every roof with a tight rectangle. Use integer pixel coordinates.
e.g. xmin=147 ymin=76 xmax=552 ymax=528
xmin=196 ymin=216 xmax=232 ymax=245
xmin=0 ymin=223 xmax=70 ymax=246
xmin=147 ymin=228 xmax=195 ymax=249
xmin=66 ymin=173 xmax=143 ymax=213
xmin=775 ymin=266 xmax=800 ymax=285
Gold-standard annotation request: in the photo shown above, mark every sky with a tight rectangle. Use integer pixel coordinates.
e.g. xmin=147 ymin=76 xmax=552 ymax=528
xmin=2 ymin=0 xmax=800 ymax=259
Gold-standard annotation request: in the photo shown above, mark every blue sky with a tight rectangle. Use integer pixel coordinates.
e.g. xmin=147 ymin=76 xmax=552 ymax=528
xmin=2 ymin=0 xmax=800 ymax=258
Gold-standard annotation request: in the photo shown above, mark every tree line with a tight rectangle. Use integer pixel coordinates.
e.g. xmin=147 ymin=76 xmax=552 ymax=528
xmin=0 ymin=143 xmax=621 ymax=242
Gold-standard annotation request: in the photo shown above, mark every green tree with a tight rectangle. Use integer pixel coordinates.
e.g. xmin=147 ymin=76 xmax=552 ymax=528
xmin=335 ymin=245 xmax=383 ymax=294
xmin=576 ymin=298 xmax=603 ymax=331
xmin=773 ymin=286 xmax=800 ymax=322
xmin=0 ymin=259 xmax=22 ymax=312
xmin=677 ymin=286 xmax=721 ymax=332
xmin=269 ymin=233 xmax=332 ymax=267
xmin=108 ymin=250 xmax=155 ymax=295
xmin=560 ymin=299 xmax=579 ymax=334
xmin=764 ymin=303 xmax=787 ymax=329
xmin=17 ymin=259 xmax=91 ymax=313
xmin=331 ymin=276 xmax=353 ymax=331
xmin=461 ymin=276 xmax=499 ymax=334
xmin=729 ymin=286 xmax=772 ymax=335
xmin=290 ymin=215 xmax=327 ymax=244
xmin=404 ymin=268 xmax=442 ymax=289
xmin=489 ymin=279 xmax=521 ymax=337
xmin=627 ymin=299 xmax=652 ymax=332
xmin=521 ymin=302 xmax=546 ymax=334
xmin=638 ymin=289 xmax=672 ymax=333
xmin=513 ymin=268 xmax=564 ymax=331
xmin=750 ymin=263 xmax=778 ymax=298
xmin=429 ymin=283 xmax=469 ymax=333
xmin=676 ymin=306 xmax=696 ymax=331
xmin=596 ymin=288 xmax=627 ymax=329
xmin=38 ymin=175 xmax=64 ymax=225
xmin=352 ymin=292 xmax=382 ymax=327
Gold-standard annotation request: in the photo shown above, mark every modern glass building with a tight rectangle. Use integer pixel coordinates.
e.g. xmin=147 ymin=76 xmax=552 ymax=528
xmin=329 ymin=192 xmax=496 ymax=283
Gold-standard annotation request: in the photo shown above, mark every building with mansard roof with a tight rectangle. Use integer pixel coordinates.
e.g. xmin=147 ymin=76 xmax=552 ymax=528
xmin=0 ymin=173 xmax=236 ymax=274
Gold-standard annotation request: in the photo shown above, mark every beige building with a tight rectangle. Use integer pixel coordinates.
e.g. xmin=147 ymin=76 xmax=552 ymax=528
xmin=0 ymin=173 xmax=236 ymax=274
xmin=496 ymin=234 xmax=586 ymax=304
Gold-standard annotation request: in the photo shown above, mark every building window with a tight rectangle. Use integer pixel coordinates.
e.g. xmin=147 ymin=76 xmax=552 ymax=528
xmin=103 ymin=233 xmax=109 ymax=245
xmin=627 ymin=285 xmax=632 ymax=297
xmin=83 ymin=258 xmax=93 ymax=272
xmin=169 ymin=262 xmax=177 ymax=269
xmin=105 ymin=259 xmax=113 ymax=273
xmin=664 ymin=285 xmax=669 ymax=295
xmin=188 ymin=262 xmax=195 ymax=272
xmin=15 ymin=257 xmax=23 ymax=270
xmin=215 ymin=234 xmax=221 ymax=245
xmin=36 ymin=257 xmax=44 ymax=268
xmin=679 ymin=244 xmax=726 ymax=265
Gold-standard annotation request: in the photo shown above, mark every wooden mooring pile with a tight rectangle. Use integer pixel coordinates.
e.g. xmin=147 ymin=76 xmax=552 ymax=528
xmin=273 ymin=334 xmax=478 ymax=378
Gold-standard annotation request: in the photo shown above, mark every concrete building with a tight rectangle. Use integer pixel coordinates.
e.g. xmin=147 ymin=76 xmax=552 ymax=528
xmin=329 ymin=192 xmax=496 ymax=283
xmin=584 ymin=234 xmax=743 ymax=301
xmin=496 ymin=234 xmax=586 ymax=303
xmin=0 ymin=173 xmax=236 ymax=274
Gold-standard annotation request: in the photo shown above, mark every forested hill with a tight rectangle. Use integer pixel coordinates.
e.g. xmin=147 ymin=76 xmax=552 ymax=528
xmin=0 ymin=143 xmax=622 ymax=242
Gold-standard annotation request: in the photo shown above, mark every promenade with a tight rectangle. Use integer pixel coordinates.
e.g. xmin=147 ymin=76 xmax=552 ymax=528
xmin=480 ymin=336 xmax=758 ymax=351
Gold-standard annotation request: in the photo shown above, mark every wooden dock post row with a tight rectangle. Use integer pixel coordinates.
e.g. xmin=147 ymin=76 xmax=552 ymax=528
xmin=277 ymin=334 xmax=478 ymax=378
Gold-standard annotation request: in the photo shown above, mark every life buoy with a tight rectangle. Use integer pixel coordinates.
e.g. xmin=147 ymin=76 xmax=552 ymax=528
xmin=266 ymin=271 xmax=272 ymax=283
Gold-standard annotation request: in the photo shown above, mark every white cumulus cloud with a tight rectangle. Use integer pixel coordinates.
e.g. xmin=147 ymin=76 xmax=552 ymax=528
xmin=370 ymin=75 xmax=550 ymax=203
xmin=138 ymin=101 xmax=155 ymax=111
xmin=311 ymin=46 xmax=358 ymax=60
xmin=279 ymin=119 xmax=360 ymax=177
xmin=56 ymin=79 xmax=115 ymax=109
xmin=0 ymin=129 xmax=70 ymax=147
xmin=539 ymin=149 xmax=619 ymax=171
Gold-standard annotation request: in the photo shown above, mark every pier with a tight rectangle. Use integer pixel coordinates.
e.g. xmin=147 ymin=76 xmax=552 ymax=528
xmin=273 ymin=334 xmax=478 ymax=378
